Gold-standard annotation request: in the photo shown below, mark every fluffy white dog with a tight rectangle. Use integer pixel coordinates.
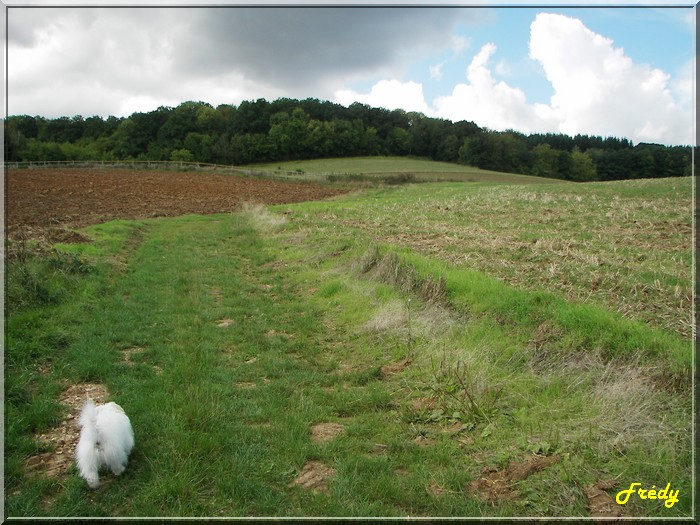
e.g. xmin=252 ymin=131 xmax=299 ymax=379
xmin=75 ymin=399 xmax=134 ymax=488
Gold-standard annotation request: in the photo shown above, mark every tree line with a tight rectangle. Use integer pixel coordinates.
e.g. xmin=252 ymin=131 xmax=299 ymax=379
xmin=5 ymin=98 xmax=692 ymax=181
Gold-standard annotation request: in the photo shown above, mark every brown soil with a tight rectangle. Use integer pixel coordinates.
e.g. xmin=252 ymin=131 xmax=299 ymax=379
xmin=585 ymin=479 xmax=626 ymax=518
xmin=408 ymin=397 xmax=436 ymax=413
xmin=428 ymin=481 xmax=448 ymax=498
xmin=121 ymin=347 xmax=145 ymax=366
xmin=466 ymin=455 xmax=560 ymax=502
xmin=6 ymin=168 xmax=346 ymax=236
xmin=412 ymin=435 xmax=436 ymax=447
xmin=25 ymin=383 xmax=110 ymax=479
xmin=310 ymin=422 xmax=345 ymax=444
xmin=289 ymin=461 xmax=336 ymax=494
xmin=380 ymin=358 xmax=412 ymax=378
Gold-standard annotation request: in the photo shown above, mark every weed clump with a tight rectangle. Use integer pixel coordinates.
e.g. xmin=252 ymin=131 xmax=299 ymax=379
xmin=420 ymin=274 xmax=447 ymax=304
xmin=426 ymin=352 xmax=505 ymax=426
xmin=326 ymin=173 xmax=369 ymax=184
xmin=356 ymin=243 xmax=381 ymax=274
xmin=324 ymin=172 xmax=416 ymax=185
xmin=376 ymin=252 xmax=420 ymax=294
xmin=382 ymin=173 xmax=416 ymax=185
xmin=241 ymin=202 xmax=287 ymax=232
xmin=358 ymin=246 xmax=446 ymax=304
xmin=6 ymin=239 xmax=95 ymax=315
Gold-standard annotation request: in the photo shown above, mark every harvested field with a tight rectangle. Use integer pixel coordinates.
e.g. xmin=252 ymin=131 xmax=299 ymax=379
xmin=303 ymin=179 xmax=693 ymax=339
xmin=5 ymin=168 xmax=345 ymax=235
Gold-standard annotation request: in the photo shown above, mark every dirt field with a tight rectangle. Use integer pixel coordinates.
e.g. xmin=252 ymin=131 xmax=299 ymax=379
xmin=5 ymin=168 xmax=345 ymax=235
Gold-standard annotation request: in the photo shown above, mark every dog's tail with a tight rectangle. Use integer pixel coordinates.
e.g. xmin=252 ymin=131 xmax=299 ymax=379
xmin=78 ymin=399 xmax=99 ymax=446
xmin=76 ymin=398 xmax=101 ymax=488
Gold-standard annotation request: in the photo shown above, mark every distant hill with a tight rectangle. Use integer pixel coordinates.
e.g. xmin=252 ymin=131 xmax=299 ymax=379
xmin=252 ymin=157 xmax=567 ymax=185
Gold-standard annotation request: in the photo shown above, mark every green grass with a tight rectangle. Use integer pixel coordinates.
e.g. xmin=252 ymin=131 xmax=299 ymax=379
xmin=251 ymin=156 xmax=566 ymax=185
xmin=5 ymin=174 xmax=693 ymax=518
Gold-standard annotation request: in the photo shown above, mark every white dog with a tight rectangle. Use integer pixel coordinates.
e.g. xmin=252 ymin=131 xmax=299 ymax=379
xmin=75 ymin=399 xmax=135 ymax=488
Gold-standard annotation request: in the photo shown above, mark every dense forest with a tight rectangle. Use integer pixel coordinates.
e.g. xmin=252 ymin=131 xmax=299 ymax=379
xmin=5 ymin=98 xmax=692 ymax=181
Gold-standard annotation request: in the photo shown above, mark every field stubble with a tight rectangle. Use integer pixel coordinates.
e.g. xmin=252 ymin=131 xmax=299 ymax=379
xmin=314 ymin=179 xmax=693 ymax=339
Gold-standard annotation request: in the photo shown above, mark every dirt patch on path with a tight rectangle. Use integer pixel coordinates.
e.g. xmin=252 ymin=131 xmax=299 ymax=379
xmin=25 ymin=383 xmax=110 ymax=479
xmin=290 ymin=461 xmax=336 ymax=494
xmin=380 ymin=358 xmax=412 ymax=379
xmin=466 ymin=455 xmax=560 ymax=503
xmin=6 ymin=168 xmax=346 ymax=236
xmin=585 ymin=479 xmax=627 ymax=518
xmin=310 ymin=423 xmax=345 ymax=443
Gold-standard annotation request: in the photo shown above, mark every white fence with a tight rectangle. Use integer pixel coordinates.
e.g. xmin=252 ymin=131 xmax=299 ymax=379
xmin=2 ymin=159 xmax=316 ymax=180
xmin=4 ymin=160 xmax=375 ymax=184
xmin=5 ymin=159 xmax=249 ymax=173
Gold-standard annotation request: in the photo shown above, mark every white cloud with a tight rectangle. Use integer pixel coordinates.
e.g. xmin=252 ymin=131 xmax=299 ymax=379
xmin=9 ymin=8 xmax=187 ymax=116
xmin=9 ymin=7 xmax=693 ymax=146
xmin=340 ymin=12 xmax=691 ymax=145
xmin=450 ymin=35 xmax=471 ymax=54
xmin=335 ymin=79 xmax=431 ymax=114
xmin=9 ymin=7 xmax=477 ymax=118
xmin=429 ymin=63 xmax=444 ymax=80
xmin=670 ymin=59 xmax=693 ymax=110
xmin=432 ymin=43 xmax=554 ymax=132
xmin=528 ymin=12 xmax=691 ymax=144
xmin=494 ymin=59 xmax=511 ymax=77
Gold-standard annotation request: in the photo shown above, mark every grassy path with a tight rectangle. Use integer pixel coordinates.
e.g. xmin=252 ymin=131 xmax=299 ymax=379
xmin=7 ymin=213 xmax=476 ymax=516
xmin=5 ymin=201 xmax=693 ymax=518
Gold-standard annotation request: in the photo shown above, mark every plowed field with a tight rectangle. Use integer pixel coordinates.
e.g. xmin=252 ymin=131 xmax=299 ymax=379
xmin=5 ymin=168 xmax=345 ymax=235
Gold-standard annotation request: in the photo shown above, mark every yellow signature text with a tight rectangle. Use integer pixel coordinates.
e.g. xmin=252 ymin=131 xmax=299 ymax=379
xmin=616 ymin=482 xmax=679 ymax=509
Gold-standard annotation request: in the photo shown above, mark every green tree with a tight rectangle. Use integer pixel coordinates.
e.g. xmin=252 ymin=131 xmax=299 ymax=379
xmin=157 ymin=101 xmax=203 ymax=152
xmin=170 ymin=148 xmax=195 ymax=162
xmin=304 ymin=119 xmax=331 ymax=158
xmin=388 ymin=127 xmax=411 ymax=156
xmin=569 ymin=148 xmax=597 ymax=182
xmin=229 ymin=133 xmax=273 ymax=165
xmin=268 ymin=111 xmax=292 ymax=160
xmin=437 ymin=134 xmax=461 ymax=163
xmin=532 ymin=143 xmax=559 ymax=178
xmin=458 ymin=132 xmax=528 ymax=173
xmin=110 ymin=120 xmax=140 ymax=159
xmin=365 ymin=126 xmax=381 ymax=156
xmin=184 ymin=132 xmax=213 ymax=163
xmin=22 ymin=139 xmax=66 ymax=161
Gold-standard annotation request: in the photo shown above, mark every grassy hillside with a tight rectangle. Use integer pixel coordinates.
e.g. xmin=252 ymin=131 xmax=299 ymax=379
xmin=251 ymin=156 xmax=567 ymax=185
xmin=5 ymin=175 xmax=692 ymax=518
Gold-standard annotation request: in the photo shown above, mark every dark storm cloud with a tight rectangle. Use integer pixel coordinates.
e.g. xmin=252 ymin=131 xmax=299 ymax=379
xmin=8 ymin=6 xmax=484 ymax=117
xmin=177 ymin=7 xmax=479 ymax=90
xmin=8 ymin=8 xmax=99 ymax=47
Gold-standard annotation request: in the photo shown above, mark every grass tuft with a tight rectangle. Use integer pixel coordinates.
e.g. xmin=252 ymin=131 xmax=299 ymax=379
xmin=426 ymin=351 xmax=505 ymax=426
xmin=241 ymin=202 xmax=288 ymax=232
xmin=360 ymin=247 xmax=446 ymax=305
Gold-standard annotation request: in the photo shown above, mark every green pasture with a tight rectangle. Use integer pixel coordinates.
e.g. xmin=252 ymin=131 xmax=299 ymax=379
xmin=252 ymin=156 xmax=567 ymax=184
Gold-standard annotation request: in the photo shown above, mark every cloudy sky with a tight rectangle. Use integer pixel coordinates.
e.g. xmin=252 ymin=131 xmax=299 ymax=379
xmin=7 ymin=3 xmax=696 ymax=145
